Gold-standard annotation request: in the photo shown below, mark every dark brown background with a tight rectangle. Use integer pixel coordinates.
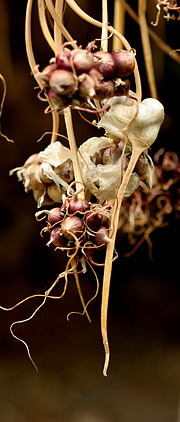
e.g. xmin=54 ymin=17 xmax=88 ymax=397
xmin=0 ymin=1 xmax=180 ymax=421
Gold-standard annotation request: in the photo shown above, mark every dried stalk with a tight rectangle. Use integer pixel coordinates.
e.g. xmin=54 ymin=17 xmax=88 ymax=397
xmin=102 ymin=140 xmax=147 ymax=376
xmin=25 ymin=0 xmax=59 ymax=142
xmin=113 ymin=0 xmax=125 ymax=50
xmin=101 ymin=0 xmax=108 ymax=52
xmin=138 ymin=0 xmax=158 ymax=99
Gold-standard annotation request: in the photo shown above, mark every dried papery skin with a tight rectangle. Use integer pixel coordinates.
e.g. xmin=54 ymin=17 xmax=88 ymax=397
xmin=38 ymin=141 xmax=72 ymax=167
xmin=98 ymin=94 xmax=165 ymax=148
xmin=79 ymin=136 xmax=139 ymax=199
xmin=53 ymin=159 xmax=74 ymax=183
xmin=33 ymin=189 xmax=53 ymax=208
xmin=47 ymin=183 xmax=65 ymax=202
xmin=23 ymin=164 xmax=46 ymax=192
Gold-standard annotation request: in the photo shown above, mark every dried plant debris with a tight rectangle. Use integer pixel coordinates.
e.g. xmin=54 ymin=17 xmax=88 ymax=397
xmin=152 ymin=0 xmax=180 ymax=25
xmin=119 ymin=148 xmax=180 ymax=259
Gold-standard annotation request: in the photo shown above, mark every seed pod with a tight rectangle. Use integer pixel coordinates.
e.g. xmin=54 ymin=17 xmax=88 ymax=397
xmin=47 ymin=183 xmax=64 ymax=203
xmin=61 ymin=216 xmax=84 ymax=240
xmin=47 ymin=207 xmax=64 ymax=225
xmin=53 ymin=159 xmax=74 ymax=183
xmin=24 ymin=153 xmax=39 ymax=168
xmin=111 ymin=50 xmax=135 ymax=77
xmin=38 ymin=162 xmax=53 ymax=184
xmin=24 ymin=164 xmax=46 ymax=191
xmin=48 ymin=89 xmax=70 ymax=111
xmin=94 ymin=226 xmax=110 ymax=246
xmin=94 ymin=80 xmax=115 ymax=100
xmin=34 ymin=64 xmax=57 ymax=85
xmin=56 ymin=48 xmax=72 ymax=71
xmin=77 ymin=73 xmax=96 ymax=98
xmin=47 ymin=227 xmax=66 ymax=247
xmin=102 ymin=145 xmax=120 ymax=165
xmin=88 ymin=67 xmax=103 ymax=86
xmin=67 ymin=197 xmax=90 ymax=214
xmin=93 ymin=51 xmax=116 ymax=78
xmin=49 ymin=69 xmax=76 ymax=96
xmin=71 ymin=49 xmax=94 ymax=74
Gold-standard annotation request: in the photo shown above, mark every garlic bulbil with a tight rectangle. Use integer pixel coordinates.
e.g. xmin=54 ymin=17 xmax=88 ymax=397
xmin=10 ymin=141 xmax=74 ymax=208
xmin=97 ymin=94 xmax=164 ymax=149
xmin=79 ymin=136 xmax=140 ymax=200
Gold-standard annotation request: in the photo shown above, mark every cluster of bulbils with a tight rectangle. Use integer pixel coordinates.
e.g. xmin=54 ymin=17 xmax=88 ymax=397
xmin=35 ymin=41 xmax=135 ymax=112
xmin=35 ymin=195 xmax=112 ymax=268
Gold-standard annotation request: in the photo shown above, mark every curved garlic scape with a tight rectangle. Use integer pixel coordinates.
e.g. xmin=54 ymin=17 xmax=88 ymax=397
xmin=98 ymin=94 xmax=165 ymax=149
xmin=79 ymin=136 xmax=139 ymax=200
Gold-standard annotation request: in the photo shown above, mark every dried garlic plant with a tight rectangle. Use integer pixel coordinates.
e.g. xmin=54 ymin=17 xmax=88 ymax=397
xmin=2 ymin=0 xmax=179 ymax=377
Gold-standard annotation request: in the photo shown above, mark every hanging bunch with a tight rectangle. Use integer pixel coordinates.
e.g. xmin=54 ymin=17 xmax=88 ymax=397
xmin=35 ymin=187 xmax=113 ymax=269
xmin=35 ymin=41 xmax=135 ymax=113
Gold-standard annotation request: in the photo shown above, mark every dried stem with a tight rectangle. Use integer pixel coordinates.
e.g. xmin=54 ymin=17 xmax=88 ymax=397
xmin=101 ymin=141 xmax=147 ymax=376
xmin=25 ymin=0 xmax=59 ymax=142
xmin=138 ymin=0 xmax=158 ymax=99
xmin=101 ymin=0 xmax=108 ymax=52
xmin=64 ymin=107 xmax=84 ymax=198
xmin=113 ymin=0 xmax=125 ymax=50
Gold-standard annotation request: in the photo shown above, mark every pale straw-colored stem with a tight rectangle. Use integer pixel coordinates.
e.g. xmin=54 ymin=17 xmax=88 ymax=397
xmin=138 ymin=0 xmax=158 ymax=99
xmin=101 ymin=0 xmax=108 ymax=52
xmin=64 ymin=107 xmax=84 ymax=198
xmin=101 ymin=142 xmax=146 ymax=376
xmin=54 ymin=0 xmax=64 ymax=47
xmin=38 ymin=0 xmax=59 ymax=53
xmin=113 ymin=0 xmax=125 ymax=50
xmin=25 ymin=0 xmax=59 ymax=142
xmin=45 ymin=0 xmax=74 ymax=42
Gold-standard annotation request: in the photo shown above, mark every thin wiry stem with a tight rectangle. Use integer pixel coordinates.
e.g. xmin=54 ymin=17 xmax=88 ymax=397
xmin=113 ymin=0 xmax=125 ymax=50
xmin=138 ymin=0 xmax=158 ymax=99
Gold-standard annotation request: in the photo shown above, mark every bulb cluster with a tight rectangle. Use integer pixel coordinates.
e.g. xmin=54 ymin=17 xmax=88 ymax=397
xmin=10 ymin=150 xmax=74 ymax=208
xmin=35 ymin=41 xmax=135 ymax=112
xmin=36 ymin=196 xmax=112 ymax=268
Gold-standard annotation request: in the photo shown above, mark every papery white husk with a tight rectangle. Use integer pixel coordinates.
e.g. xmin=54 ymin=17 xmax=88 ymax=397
xmin=79 ymin=136 xmax=140 ymax=200
xmin=97 ymin=94 xmax=165 ymax=148
xmin=38 ymin=141 xmax=72 ymax=167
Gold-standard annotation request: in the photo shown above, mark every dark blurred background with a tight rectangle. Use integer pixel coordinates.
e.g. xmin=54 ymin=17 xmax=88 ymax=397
xmin=0 ymin=1 xmax=180 ymax=421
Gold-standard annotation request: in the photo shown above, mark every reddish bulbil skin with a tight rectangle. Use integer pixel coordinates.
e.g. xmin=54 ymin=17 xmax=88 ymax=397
xmin=93 ymin=50 xmax=116 ymax=78
xmin=111 ymin=50 xmax=135 ymax=77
